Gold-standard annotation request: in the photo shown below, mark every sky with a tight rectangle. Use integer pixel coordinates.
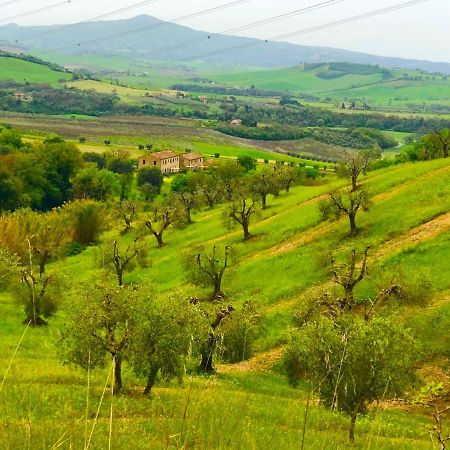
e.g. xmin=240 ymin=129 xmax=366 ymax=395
xmin=1 ymin=0 xmax=449 ymax=62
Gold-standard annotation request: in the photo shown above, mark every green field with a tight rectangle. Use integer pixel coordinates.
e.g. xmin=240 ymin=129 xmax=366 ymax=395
xmin=2 ymin=153 xmax=450 ymax=447
xmin=0 ymin=56 xmax=72 ymax=86
xmin=211 ymin=64 xmax=450 ymax=111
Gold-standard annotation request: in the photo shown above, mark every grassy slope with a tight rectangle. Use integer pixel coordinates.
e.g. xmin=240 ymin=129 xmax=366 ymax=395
xmin=2 ymin=157 xmax=450 ymax=448
xmin=0 ymin=56 xmax=71 ymax=86
xmin=212 ymin=65 xmax=450 ymax=109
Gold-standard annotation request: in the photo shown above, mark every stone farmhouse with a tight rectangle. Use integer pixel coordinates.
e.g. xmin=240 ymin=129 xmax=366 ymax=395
xmin=138 ymin=150 xmax=204 ymax=173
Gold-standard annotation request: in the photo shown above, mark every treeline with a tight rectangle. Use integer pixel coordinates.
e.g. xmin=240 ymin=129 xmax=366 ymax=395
xmin=170 ymin=83 xmax=287 ymax=98
xmin=0 ymin=81 xmax=117 ymax=116
xmin=215 ymin=102 xmax=450 ymax=134
xmin=214 ymin=123 xmax=398 ymax=149
xmin=0 ymin=127 xmax=141 ymax=211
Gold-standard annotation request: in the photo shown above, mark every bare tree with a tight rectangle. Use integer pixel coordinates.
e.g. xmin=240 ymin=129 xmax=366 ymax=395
xmin=186 ymin=245 xmax=233 ymax=300
xmin=101 ymin=237 xmax=147 ymax=286
xmin=320 ymin=189 xmax=371 ymax=237
xmin=119 ymin=200 xmax=139 ymax=235
xmin=337 ymin=150 xmax=380 ymax=192
xmin=145 ymin=198 xmax=182 ymax=248
xmin=199 ymin=304 xmax=234 ymax=373
xmin=331 ymin=247 xmax=370 ymax=308
xmin=224 ymin=182 xmax=258 ymax=240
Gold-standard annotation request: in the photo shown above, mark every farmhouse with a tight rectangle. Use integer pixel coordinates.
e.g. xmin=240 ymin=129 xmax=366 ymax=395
xmin=230 ymin=119 xmax=242 ymax=126
xmin=138 ymin=150 xmax=180 ymax=173
xmin=181 ymin=152 xmax=204 ymax=171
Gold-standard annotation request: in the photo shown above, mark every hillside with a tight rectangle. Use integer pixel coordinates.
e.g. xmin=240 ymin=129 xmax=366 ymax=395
xmin=2 ymin=123 xmax=450 ymax=447
xmin=211 ymin=63 xmax=450 ymax=110
xmin=0 ymin=15 xmax=449 ymax=73
xmin=0 ymin=53 xmax=71 ymax=86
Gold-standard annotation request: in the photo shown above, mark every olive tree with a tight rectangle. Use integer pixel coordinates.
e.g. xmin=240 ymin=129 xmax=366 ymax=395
xmin=184 ymin=245 xmax=234 ymax=300
xmin=224 ymin=182 xmax=259 ymax=240
xmin=250 ymin=168 xmax=280 ymax=209
xmin=99 ymin=237 xmax=148 ymax=286
xmin=337 ymin=150 xmax=381 ymax=191
xmin=319 ymin=189 xmax=371 ymax=237
xmin=145 ymin=196 xmax=183 ymax=248
xmin=284 ymin=315 xmax=418 ymax=442
xmin=130 ymin=296 xmax=207 ymax=394
xmin=59 ymin=281 xmax=144 ymax=393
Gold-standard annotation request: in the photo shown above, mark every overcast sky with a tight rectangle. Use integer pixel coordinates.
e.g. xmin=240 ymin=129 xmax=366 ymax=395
xmin=1 ymin=0 xmax=449 ymax=62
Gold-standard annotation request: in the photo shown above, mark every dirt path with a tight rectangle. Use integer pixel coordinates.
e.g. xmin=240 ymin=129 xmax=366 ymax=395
xmin=218 ymin=347 xmax=284 ymax=373
xmin=220 ymin=211 xmax=450 ymax=374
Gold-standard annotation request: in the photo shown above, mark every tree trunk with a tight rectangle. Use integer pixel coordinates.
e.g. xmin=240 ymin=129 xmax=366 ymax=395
xmin=242 ymin=221 xmax=251 ymax=240
xmin=349 ymin=212 xmax=357 ymax=237
xmin=117 ymin=271 xmax=123 ymax=287
xmin=199 ymin=335 xmax=216 ymax=373
xmin=349 ymin=412 xmax=357 ymax=443
xmin=155 ymin=233 xmax=164 ymax=248
xmin=143 ymin=366 xmax=159 ymax=395
xmin=351 ymin=174 xmax=358 ymax=192
xmin=261 ymin=194 xmax=267 ymax=209
xmin=114 ymin=356 xmax=123 ymax=394
xmin=186 ymin=207 xmax=192 ymax=224
xmin=25 ymin=315 xmax=47 ymax=327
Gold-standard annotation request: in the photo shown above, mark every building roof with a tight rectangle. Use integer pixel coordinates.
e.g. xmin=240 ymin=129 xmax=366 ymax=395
xmin=144 ymin=150 xmax=178 ymax=160
xmin=182 ymin=152 xmax=203 ymax=161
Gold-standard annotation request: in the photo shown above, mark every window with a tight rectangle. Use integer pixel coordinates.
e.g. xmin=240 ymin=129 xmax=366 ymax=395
xmin=153 ymin=161 xmax=156 ymax=166
xmin=142 ymin=160 xmax=146 ymax=165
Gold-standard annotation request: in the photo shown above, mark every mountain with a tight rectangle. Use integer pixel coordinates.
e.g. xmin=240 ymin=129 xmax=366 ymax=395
xmin=1 ymin=15 xmax=449 ymax=74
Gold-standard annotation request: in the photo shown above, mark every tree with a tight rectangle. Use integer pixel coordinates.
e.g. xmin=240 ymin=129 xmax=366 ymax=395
xmin=185 ymin=245 xmax=234 ymax=300
xmin=319 ymin=189 xmax=371 ymax=237
xmin=198 ymin=303 xmax=234 ymax=373
xmin=130 ymin=296 xmax=206 ymax=394
xmin=284 ymin=315 xmax=418 ymax=442
xmin=336 ymin=150 xmax=380 ymax=192
xmin=0 ymin=240 xmax=62 ymax=326
xmin=118 ymin=200 xmax=139 ymax=234
xmin=171 ymin=173 xmax=200 ymax=224
xmin=64 ymin=200 xmax=106 ymax=245
xmin=190 ymin=171 xmax=223 ymax=208
xmin=72 ymin=167 xmax=121 ymax=202
xmin=0 ymin=164 xmax=21 ymax=212
xmin=214 ymin=160 xmax=245 ymax=201
xmin=249 ymin=168 xmax=280 ymax=209
xmin=145 ymin=197 xmax=182 ymax=248
xmin=418 ymin=128 xmax=450 ymax=159
xmin=277 ymin=165 xmax=300 ymax=193
xmin=59 ymin=281 xmax=144 ymax=393
xmin=237 ymin=155 xmax=257 ymax=172
xmin=83 ymin=152 xmax=106 ymax=169
xmin=100 ymin=237 xmax=148 ymax=287
xmin=224 ymin=182 xmax=258 ymax=240
xmin=330 ymin=247 xmax=369 ymax=308
xmin=137 ymin=167 xmax=164 ymax=199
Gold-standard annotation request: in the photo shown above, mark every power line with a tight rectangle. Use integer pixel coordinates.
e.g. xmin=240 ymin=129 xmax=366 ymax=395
xmin=0 ymin=0 xmax=78 ymax=24
xmin=186 ymin=0 xmax=433 ymax=61
xmin=0 ymin=0 xmax=23 ymax=8
xmin=144 ymin=0 xmax=349 ymax=58
xmin=16 ymin=0 xmax=163 ymax=43
xmin=57 ymin=0 xmax=251 ymax=50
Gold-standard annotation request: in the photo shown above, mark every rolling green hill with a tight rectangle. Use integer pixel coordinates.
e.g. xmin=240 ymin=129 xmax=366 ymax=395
xmin=0 ymin=54 xmax=72 ymax=86
xmin=1 ymin=150 xmax=450 ymax=448
xmin=212 ymin=63 xmax=450 ymax=110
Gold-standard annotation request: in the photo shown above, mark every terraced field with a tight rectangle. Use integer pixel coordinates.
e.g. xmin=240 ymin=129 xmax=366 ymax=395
xmin=2 ymin=157 xmax=450 ymax=448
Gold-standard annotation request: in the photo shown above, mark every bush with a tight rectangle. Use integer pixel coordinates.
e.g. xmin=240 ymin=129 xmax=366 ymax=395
xmin=66 ymin=201 xmax=106 ymax=245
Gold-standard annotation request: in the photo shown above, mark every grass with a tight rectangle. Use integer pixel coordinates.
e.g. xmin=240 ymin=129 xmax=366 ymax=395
xmin=211 ymin=64 xmax=450 ymax=111
xmin=0 ymin=56 xmax=72 ymax=87
xmin=2 ymin=156 xmax=450 ymax=448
